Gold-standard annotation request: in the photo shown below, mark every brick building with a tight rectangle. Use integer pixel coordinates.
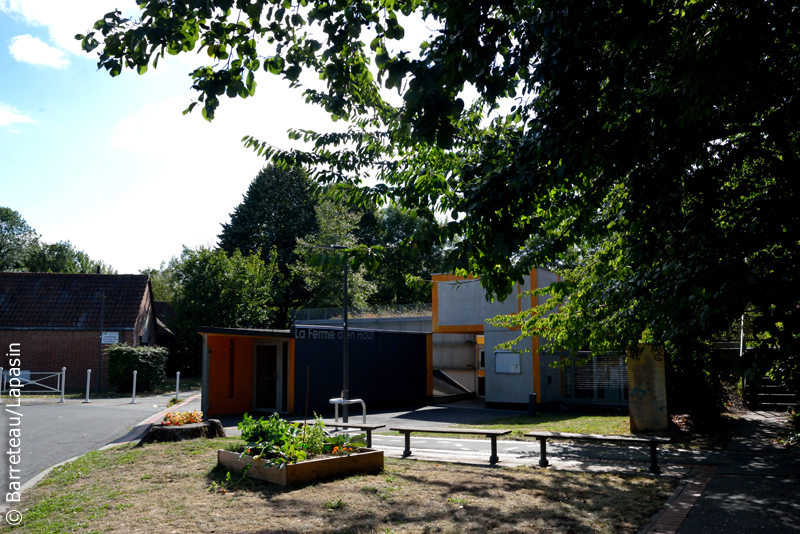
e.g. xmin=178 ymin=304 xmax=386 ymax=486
xmin=0 ymin=273 xmax=156 ymax=391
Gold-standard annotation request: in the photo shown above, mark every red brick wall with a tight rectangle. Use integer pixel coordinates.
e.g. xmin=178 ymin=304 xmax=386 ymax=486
xmin=1 ymin=330 xmax=134 ymax=391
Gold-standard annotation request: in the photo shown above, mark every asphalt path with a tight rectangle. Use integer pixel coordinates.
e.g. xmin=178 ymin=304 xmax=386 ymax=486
xmin=677 ymin=476 xmax=800 ymax=533
xmin=0 ymin=394 xmax=185 ymax=487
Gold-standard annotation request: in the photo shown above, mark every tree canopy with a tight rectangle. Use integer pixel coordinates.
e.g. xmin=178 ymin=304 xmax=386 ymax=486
xmin=361 ymin=204 xmax=446 ymax=305
xmin=1 ymin=207 xmax=116 ymax=274
xmin=219 ymin=164 xmax=318 ymax=270
xmin=81 ymin=2 xmax=800 ymax=385
xmin=26 ymin=240 xmax=116 ymax=274
xmin=218 ymin=164 xmax=318 ymax=326
xmin=292 ymin=199 xmax=377 ymax=309
xmin=0 ymin=207 xmax=37 ymax=271
xmin=169 ymin=245 xmax=281 ymax=372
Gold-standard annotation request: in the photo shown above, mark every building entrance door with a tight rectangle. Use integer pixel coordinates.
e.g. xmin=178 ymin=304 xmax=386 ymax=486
xmin=255 ymin=344 xmax=280 ymax=411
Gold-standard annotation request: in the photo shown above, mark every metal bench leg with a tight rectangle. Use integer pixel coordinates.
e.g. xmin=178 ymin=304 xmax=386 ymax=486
xmin=538 ymin=437 xmax=549 ymax=467
xmin=366 ymin=429 xmax=372 ymax=449
xmin=648 ymin=442 xmax=661 ymax=475
xmin=489 ymin=436 xmax=499 ymax=464
xmin=334 ymin=404 xmax=339 ymax=423
xmin=402 ymin=432 xmax=412 ymax=457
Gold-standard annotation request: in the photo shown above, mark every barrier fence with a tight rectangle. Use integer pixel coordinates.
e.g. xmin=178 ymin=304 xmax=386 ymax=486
xmin=0 ymin=367 xmax=67 ymax=402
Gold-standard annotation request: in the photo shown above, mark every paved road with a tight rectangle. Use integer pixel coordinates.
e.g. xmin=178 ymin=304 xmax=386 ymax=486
xmin=0 ymin=393 xmax=192 ymax=487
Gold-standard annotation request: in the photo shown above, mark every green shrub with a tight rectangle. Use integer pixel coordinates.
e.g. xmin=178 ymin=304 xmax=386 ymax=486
xmin=107 ymin=344 xmax=168 ymax=392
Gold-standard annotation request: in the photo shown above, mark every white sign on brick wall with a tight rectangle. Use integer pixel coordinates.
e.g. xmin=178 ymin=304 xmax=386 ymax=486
xmin=101 ymin=331 xmax=119 ymax=344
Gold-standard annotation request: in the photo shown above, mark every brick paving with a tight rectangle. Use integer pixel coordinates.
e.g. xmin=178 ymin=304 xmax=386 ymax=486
xmin=646 ymin=466 xmax=718 ymax=534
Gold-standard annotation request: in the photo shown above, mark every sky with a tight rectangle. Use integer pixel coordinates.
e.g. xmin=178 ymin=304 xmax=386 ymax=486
xmin=0 ymin=0 xmax=388 ymax=274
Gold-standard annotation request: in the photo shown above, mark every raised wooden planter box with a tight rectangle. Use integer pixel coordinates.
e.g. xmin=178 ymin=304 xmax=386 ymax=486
xmin=217 ymin=448 xmax=384 ymax=486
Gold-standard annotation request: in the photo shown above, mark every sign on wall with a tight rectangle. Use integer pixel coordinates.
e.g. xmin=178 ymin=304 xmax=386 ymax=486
xmin=101 ymin=331 xmax=119 ymax=344
xmin=495 ymin=351 xmax=522 ymax=374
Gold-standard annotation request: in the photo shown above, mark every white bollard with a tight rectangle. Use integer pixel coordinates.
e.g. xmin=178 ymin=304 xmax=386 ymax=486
xmin=130 ymin=370 xmax=138 ymax=404
xmin=59 ymin=367 xmax=66 ymax=403
xmin=83 ymin=369 xmax=92 ymax=403
xmin=175 ymin=371 xmax=180 ymax=402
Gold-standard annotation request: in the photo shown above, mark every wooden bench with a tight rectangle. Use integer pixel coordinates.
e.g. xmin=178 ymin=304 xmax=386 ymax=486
xmin=390 ymin=427 xmax=512 ymax=464
xmin=524 ymin=431 xmax=671 ymax=474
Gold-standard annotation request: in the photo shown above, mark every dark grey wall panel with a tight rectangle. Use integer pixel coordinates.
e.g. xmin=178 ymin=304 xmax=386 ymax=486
xmin=293 ymin=326 xmax=428 ymax=415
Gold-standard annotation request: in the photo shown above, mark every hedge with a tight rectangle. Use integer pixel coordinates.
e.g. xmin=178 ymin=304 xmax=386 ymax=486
xmin=107 ymin=344 xmax=168 ymax=392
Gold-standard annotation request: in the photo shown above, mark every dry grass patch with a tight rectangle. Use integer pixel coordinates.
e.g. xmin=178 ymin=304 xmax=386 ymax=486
xmin=6 ymin=438 xmax=677 ymax=534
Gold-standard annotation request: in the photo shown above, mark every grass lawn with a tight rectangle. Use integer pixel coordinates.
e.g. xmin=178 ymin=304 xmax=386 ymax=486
xmin=382 ymin=413 xmax=630 ymax=441
xmin=6 ymin=438 xmax=678 ymax=534
xmin=461 ymin=413 xmax=632 ymax=436
xmin=387 ymin=412 xmax=740 ymax=450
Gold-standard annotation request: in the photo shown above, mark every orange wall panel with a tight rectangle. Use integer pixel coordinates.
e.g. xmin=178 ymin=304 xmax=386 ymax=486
xmin=207 ymin=335 xmax=253 ymax=416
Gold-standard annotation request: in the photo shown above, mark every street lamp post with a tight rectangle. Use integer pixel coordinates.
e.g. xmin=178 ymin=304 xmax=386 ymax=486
xmin=314 ymin=245 xmax=351 ymax=422
xmin=342 ymin=258 xmax=349 ymax=422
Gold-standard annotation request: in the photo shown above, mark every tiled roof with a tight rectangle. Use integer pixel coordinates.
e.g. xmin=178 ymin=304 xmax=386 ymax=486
xmin=0 ymin=273 xmax=150 ymax=329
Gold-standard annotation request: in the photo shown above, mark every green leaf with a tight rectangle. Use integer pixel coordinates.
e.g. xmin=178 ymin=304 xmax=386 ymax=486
xmin=284 ymin=65 xmax=302 ymax=81
xmin=182 ymin=102 xmax=198 ymax=115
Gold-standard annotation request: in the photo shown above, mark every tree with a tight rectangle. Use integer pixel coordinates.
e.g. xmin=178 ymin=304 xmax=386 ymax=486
xmin=170 ymin=245 xmax=281 ymax=372
xmin=25 ymin=240 xmax=116 ymax=274
xmin=292 ymin=199 xmax=376 ymax=309
xmin=140 ymin=260 xmax=180 ymax=302
xmin=81 ymin=2 xmax=800 ymax=388
xmin=218 ymin=164 xmax=318 ymax=326
xmin=360 ymin=205 xmax=447 ymax=305
xmin=0 ymin=207 xmax=37 ymax=271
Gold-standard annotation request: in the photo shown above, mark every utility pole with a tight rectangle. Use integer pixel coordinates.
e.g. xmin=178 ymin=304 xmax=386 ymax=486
xmin=97 ymin=291 xmax=105 ymax=393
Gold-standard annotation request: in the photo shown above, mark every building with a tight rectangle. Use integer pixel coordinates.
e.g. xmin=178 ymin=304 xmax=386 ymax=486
xmin=0 ymin=272 xmax=156 ymax=391
xmin=433 ymin=270 xmax=630 ymax=410
xmin=294 ymin=314 xmax=476 ymax=399
xmin=199 ymin=325 xmax=432 ymax=417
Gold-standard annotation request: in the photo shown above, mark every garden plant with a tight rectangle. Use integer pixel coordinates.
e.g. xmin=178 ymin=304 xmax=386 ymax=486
xmin=237 ymin=413 xmax=366 ymax=467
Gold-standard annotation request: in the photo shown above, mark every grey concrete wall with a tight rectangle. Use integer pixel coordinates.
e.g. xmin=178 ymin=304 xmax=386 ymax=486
xmin=537 ymin=268 xmax=559 ymax=306
xmin=436 ymin=279 xmax=486 ymax=327
xmin=484 ymin=329 xmax=534 ymax=404
xmin=460 ymin=268 xmax=558 ymax=405
xmin=446 ymin=369 xmax=477 ymax=392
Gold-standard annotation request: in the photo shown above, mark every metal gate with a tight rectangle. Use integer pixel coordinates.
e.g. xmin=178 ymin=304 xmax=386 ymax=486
xmin=0 ymin=368 xmax=66 ymax=397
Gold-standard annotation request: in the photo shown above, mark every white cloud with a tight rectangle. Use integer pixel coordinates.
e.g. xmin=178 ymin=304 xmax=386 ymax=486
xmin=8 ymin=34 xmax=69 ymax=68
xmin=0 ymin=103 xmax=34 ymax=126
xmin=1 ymin=0 xmax=139 ymax=56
